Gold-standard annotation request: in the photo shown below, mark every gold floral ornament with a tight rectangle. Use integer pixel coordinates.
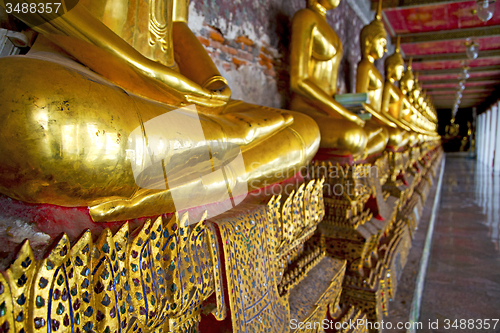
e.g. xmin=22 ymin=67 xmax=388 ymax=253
xmin=211 ymin=178 xmax=326 ymax=332
xmin=0 ymin=212 xmax=225 ymax=333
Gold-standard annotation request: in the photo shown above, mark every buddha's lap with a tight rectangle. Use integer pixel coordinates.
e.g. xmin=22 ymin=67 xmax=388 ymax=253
xmin=288 ymin=104 xmax=368 ymax=154
xmin=385 ymin=126 xmax=408 ymax=148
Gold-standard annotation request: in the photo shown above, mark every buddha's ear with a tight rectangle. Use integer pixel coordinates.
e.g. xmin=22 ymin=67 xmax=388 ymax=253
xmin=387 ymin=68 xmax=393 ymax=80
xmin=364 ymin=38 xmax=372 ymax=56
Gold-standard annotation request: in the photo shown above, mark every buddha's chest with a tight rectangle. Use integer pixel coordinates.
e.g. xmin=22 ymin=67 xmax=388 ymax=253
xmin=368 ymin=68 xmax=384 ymax=90
xmin=311 ymin=24 xmax=342 ymax=61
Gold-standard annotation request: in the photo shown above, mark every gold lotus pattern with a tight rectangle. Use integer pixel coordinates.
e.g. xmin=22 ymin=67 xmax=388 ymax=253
xmin=0 ymin=212 xmax=225 ymax=333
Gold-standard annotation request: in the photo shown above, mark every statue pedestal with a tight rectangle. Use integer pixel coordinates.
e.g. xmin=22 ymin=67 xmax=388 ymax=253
xmin=0 ymin=176 xmax=351 ymax=333
xmin=311 ymin=144 xmax=443 ymax=332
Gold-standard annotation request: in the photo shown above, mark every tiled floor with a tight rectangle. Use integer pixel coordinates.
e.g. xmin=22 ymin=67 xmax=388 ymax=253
xmin=419 ymin=156 xmax=500 ymax=332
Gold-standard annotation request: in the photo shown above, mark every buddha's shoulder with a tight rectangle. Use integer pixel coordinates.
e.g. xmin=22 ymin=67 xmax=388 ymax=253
xmin=384 ymin=80 xmax=397 ymax=89
xmin=357 ymin=58 xmax=373 ymax=70
xmin=292 ymin=8 xmax=320 ymax=23
xmin=391 ymin=83 xmax=404 ymax=95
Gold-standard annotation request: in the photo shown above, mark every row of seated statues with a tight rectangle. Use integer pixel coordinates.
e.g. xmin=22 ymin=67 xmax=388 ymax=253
xmin=0 ymin=0 xmax=442 ymax=332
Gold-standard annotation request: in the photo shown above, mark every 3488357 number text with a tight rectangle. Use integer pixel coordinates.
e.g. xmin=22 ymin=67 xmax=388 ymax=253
xmin=5 ymin=2 xmax=62 ymax=14
xmin=443 ymin=319 xmax=499 ymax=330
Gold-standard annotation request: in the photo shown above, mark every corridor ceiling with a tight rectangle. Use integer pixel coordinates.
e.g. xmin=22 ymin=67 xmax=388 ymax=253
xmin=373 ymin=0 xmax=500 ymax=110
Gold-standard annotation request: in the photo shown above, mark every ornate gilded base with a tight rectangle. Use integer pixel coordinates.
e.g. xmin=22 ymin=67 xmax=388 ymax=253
xmin=0 ymin=176 xmax=346 ymax=333
xmin=0 ymin=213 xmax=226 ymax=333
xmin=289 ymin=256 xmax=346 ymax=333
xmin=328 ymin=305 xmax=369 ymax=333
xmin=312 ymin=145 xmax=443 ymax=332
xmin=0 ymin=145 xmax=443 ymax=333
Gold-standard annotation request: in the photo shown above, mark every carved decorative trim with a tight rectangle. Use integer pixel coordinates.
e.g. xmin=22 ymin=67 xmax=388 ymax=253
xmin=0 ymin=213 xmax=226 ymax=333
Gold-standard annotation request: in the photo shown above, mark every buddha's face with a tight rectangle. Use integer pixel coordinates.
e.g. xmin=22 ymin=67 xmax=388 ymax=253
xmin=413 ymin=85 xmax=420 ymax=99
xmin=371 ymin=35 xmax=387 ymax=59
xmin=394 ymin=64 xmax=404 ymax=81
xmin=405 ymin=78 xmax=414 ymax=92
xmin=418 ymin=95 xmax=424 ymax=105
xmin=318 ymin=0 xmax=341 ymax=10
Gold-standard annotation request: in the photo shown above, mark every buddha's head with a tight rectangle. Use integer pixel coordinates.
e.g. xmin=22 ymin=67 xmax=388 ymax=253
xmin=417 ymin=89 xmax=425 ymax=107
xmin=421 ymin=96 xmax=427 ymax=109
xmin=360 ymin=0 xmax=387 ymax=60
xmin=400 ymin=58 xmax=414 ymax=94
xmin=412 ymin=73 xmax=421 ymax=100
xmin=308 ymin=0 xmax=341 ymax=11
xmin=385 ymin=37 xmax=404 ymax=82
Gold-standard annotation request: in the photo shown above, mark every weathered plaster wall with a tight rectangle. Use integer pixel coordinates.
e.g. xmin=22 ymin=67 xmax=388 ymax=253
xmin=187 ymin=0 xmax=392 ymax=109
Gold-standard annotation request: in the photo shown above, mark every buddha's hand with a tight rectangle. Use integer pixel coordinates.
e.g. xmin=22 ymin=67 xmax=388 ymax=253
xmin=349 ymin=113 xmax=366 ymax=127
xmin=184 ymin=88 xmax=230 ymax=107
xmin=332 ymin=107 xmax=365 ymax=127
xmin=213 ymin=84 xmax=232 ymax=100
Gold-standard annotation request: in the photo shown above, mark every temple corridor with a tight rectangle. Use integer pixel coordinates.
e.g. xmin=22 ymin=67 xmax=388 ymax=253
xmin=419 ymin=155 xmax=500 ymax=332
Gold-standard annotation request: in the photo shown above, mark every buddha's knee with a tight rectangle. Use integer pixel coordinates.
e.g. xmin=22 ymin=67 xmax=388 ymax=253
xmin=401 ymin=131 xmax=410 ymax=147
xmin=386 ymin=127 xmax=401 ymax=145
xmin=386 ymin=127 xmax=408 ymax=149
xmin=323 ymin=120 xmax=367 ymax=156
xmin=378 ymin=126 xmax=389 ymax=145
xmin=408 ymin=133 xmax=417 ymax=146
xmin=0 ymin=56 xmax=148 ymax=203
xmin=344 ymin=123 xmax=368 ymax=156
xmin=286 ymin=111 xmax=321 ymax=157
xmin=365 ymin=126 xmax=388 ymax=156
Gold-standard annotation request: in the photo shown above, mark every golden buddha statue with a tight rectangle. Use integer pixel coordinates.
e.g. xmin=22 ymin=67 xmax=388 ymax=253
xmin=289 ymin=0 xmax=388 ymax=161
xmin=356 ymin=0 xmax=407 ymax=153
xmin=380 ymin=37 xmax=411 ymax=148
xmin=412 ymin=74 xmax=424 ymax=112
xmin=0 ymin=0 xmax=321 ymax=222
xmin=402 ymin=69 xmax=430 ymax=141
xmin=400 ymin=59 xmax=427 ymax=142
xmin=398 ymin=58 xmax=420 ymax=146
xmin=400 ymin=59 xmax=414 ymax=100
xmin=420 ymin=91 xmax=428 ymax=114
xmin=445 ymin=118 xmax=459 ymax=139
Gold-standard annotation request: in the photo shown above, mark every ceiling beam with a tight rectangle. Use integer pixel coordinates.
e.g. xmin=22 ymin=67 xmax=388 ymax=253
xmin=408 ymin=50 xmax=500 ymax=63
xmin=371 ymin=0 xmax=465 ymax=10
xmin=428 ymin=93 xmax=494 ymax=98
xmin=421 ymin=77 xmax=500 ymax=84
xmin=424 ymin=86 xmax=496 ymax=92
xmin=394 ymin=26 xmax=500 ymax=44
xmin=432 ymin=96 xmax=491 ymax=100
xmin=426 ymin=89 xmax=494 ymax=93
xmin=435 ymin=100 xmax=482 ymax=104
xmin=435 ymin=105 xmax=481 ymax=108
xmin=433 ymin=96 xmax=489 ymax=100
xmin=417 ymin=66 xmax=500 ymax=76
xmin=436 ymin=104 xmax=481 ymax=108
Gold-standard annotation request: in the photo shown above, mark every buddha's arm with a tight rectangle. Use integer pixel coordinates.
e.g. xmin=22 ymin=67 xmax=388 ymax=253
xmin=2 ymin=1 xmax=228 ymax=107
xmin=362 ymin=103 xmax=395 ymax=128
xmin=290 ymin=12 xmax=364 ymax=127
xmin=381 ymin=84 xmax=410 ymax=130
xmin=401 ymin=110 xmax=431 ymax=134
xmin=357 ymin=66 xmax=397 ymax=128
xmin=381 ymin=82 xmax=391 ymax=116
xmin=172 ymin=22 xmax=231 ymax=98
xmin=356 ymin=61 xmax=372 ymax=95
xmin=384 ymin=109 xmax=411 ymax=131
